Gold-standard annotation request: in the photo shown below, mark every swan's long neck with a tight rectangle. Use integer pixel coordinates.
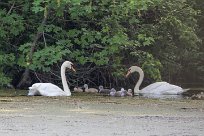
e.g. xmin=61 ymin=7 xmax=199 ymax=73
xmin=133 ymin=67 xmax=144 ymax=94
xmin=61 ymin=64 xmax=71 ymax=96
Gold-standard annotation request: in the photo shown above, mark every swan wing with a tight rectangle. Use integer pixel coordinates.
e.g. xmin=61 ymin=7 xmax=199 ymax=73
xmin=141 ymin=82 xmax=184 ymax=95
xmin=151 ymin=83 xmax=184 ymax=95
xmin=157 ymin=84 xmax=184 ymax=95
xmin=29 ymin=83 xmax=66 ymax=96
xmin=141 ymin=82 xmax=167 ymax=93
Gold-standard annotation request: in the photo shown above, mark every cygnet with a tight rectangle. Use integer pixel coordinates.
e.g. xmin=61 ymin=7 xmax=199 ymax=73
xmin=84 ymin=84 xmax=98 ymax=93
xmin=99 ymin=85 xmax=111 ymax=94
xmin=74 ymin=87 xmax=83 ymax=92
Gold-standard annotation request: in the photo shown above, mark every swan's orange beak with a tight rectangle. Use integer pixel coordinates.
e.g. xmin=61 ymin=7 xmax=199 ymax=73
xmin=71 ymin=66 xmax=76 ymax=72
xmin=125 ymin=70 xmax=131 ymax=78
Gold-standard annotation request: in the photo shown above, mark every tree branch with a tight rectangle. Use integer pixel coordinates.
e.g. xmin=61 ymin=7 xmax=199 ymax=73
xmin=17 ymin=8 xmax=48 ymax=88
xmin=7 ymin=2 xmax=15 ymax=15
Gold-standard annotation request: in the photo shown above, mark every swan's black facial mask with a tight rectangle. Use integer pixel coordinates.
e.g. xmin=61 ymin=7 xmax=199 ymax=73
xmin=65 ymin=64 xmax=76 ymax=72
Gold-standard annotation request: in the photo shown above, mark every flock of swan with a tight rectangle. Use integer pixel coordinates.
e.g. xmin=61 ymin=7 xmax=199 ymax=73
xmin=74 ymin=84 xmax=133 ymax=97
xmin=28 ymin=61 xmax=189 ymax=97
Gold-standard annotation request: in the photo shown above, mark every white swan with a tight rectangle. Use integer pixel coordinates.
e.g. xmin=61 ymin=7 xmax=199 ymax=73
xmin=28 ymin=61 xmax=75 ymax=96
xmin=126 ymin=66 xmax=188 ymax=95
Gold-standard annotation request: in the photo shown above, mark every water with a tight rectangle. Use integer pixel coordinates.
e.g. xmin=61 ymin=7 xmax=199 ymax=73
xmin=0 ymin=88 xmax=203 ymax=100
xmin=0 ymin=89 xmax=27 ymax=97
xmin=0 ymin=91 xmax=203 ymax=136
xmin=139 ymin=94 xmax=184 ymax=99
xmin=137 ymin=88 xmax=204 ymax=100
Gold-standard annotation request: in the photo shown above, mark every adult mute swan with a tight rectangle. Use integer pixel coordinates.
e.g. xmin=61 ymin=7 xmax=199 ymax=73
xmin=126 ymin=66 xmax=188 ymax=95
xmin=28 ymin=61 xmax=75 ymax=96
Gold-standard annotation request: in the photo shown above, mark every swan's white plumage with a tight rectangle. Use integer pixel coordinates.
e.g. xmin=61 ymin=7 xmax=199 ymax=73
xmin=28 ymin=83 xmax=70 ymax=96
xmin=126 ymin=66 xmax=187 ymax=95
xmin=141 ymin=82 xmax=184 ymax=95
xmin=28 ymin=61 xmax=74 ymax=96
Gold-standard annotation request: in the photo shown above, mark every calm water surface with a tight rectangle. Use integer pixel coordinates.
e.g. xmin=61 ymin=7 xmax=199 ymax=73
xmin=0 ymin=88 xmax=203 ymax=100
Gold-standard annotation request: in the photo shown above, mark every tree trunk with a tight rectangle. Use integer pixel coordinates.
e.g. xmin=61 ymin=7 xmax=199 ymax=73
xmin=17 ymin=11 xmax=48 ymax=88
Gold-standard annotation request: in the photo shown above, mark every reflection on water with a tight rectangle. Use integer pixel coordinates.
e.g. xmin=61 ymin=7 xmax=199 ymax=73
xmin=0 ymin=89 xmax=27 ymax=97
xmin=137 ymin=89 xmax=204 ymax=100
xmin=139 ymin=94 xmax=184 ymax=99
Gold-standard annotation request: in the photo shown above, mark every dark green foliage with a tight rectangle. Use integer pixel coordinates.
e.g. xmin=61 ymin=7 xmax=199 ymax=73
xmin=0 ymin=0 xmax=203 ymax=88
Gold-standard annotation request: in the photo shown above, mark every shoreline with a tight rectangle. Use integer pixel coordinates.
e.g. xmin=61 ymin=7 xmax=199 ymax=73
xmin=0 ymin=95 xmax=203 ymax=136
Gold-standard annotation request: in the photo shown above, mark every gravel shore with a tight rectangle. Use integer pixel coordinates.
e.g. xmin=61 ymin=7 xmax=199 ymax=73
xmin=0 ymin=94 xmax=203 ymax=136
